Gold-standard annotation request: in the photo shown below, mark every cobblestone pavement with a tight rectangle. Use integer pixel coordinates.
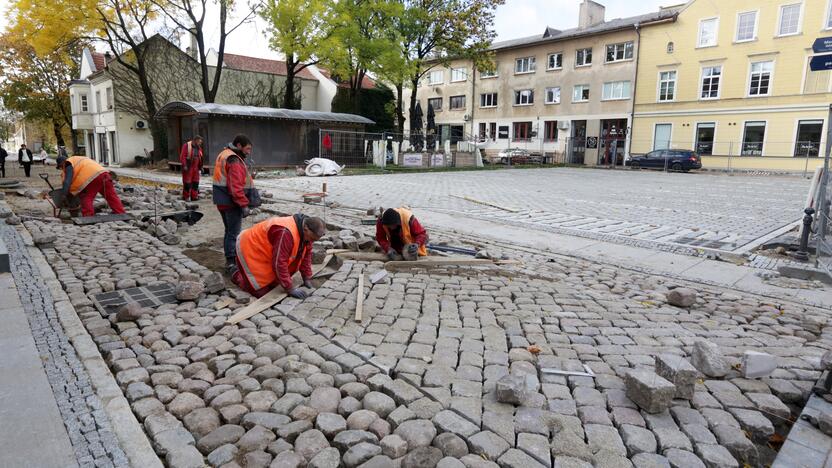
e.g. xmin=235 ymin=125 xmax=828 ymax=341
xmin=15 ymin=209 xmax=832 ymax=468
xmin=1 ymin=222 xmax=129 ymax=467
xmin=258 ymin=168 xmax=809 ymax=253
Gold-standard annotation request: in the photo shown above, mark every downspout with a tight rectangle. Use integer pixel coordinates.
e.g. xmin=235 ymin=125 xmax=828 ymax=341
xmin=627 ymin=22 xmax=641 ymax=164
xmin=470 ymin=63 xmax=477 ymax=141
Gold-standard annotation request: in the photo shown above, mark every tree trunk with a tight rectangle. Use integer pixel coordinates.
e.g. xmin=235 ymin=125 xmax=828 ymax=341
xmin=395 ymin=82 xmax=405 ymax=151
xmin=52 ymin=120 xmax=66 ymax=147
xmin=284 ymin=73 xmax=296 ymax=109
xmin=409 ymin=77 xmax=419 ymax=131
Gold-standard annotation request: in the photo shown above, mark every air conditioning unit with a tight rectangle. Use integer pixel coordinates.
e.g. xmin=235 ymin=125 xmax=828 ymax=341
xmin=557 ymin=121 xmax=570 ymax=130
xmin=135 ymin=120 xmax=148 ymax=130
xmin=463 ymin=114 xmax=471 ymax=121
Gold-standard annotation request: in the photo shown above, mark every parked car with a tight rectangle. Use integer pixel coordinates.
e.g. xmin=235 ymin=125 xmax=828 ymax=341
xmin=488 ymin=148 xmax=543 ymax=165
xmin=628 ymin=149 xmax=701 ymax=172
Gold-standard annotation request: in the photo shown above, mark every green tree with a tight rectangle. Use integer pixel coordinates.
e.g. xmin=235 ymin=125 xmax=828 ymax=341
xmin=261 ymin=0 xmax=337 ymax=109
xmin=331 ymin=85 xmax=395 ymax=132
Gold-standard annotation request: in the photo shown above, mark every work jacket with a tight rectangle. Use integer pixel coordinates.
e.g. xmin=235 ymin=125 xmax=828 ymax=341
xmin=237 ymin=215 xmax=313 ymax=291
xmin=212 ymin=146 xmax=252 ymax=208
xmin=61 ymin=156 xmax=106 ymax=195
xmin=377 ymin=208 xmax=428 ymax=256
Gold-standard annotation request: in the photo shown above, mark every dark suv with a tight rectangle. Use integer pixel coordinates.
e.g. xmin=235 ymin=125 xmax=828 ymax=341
xmin=628 ymin=150 xmax=702 ymax=172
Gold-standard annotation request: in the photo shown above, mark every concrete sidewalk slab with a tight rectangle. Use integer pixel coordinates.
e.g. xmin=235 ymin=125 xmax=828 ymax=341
xmin=0 ymin=273 xmax=77 ymax=468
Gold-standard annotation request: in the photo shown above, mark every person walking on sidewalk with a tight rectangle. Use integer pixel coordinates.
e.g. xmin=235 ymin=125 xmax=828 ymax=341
xmin=179 ymin=135 xmax=204 ymax=201
xmin=232 ymin=214 xmax=326 ymax=298
xmin=18 ymin=144 xmax=32 ymax=177
xmin=57 ymin=155 xmax=126 ymax=217
xmin=376 ymin=207 xmax=429 ymax=261
xmin=0 ymin=145 xmax=7 ymax=178
xmin=213 ymin=134 xmax=255 ymax=273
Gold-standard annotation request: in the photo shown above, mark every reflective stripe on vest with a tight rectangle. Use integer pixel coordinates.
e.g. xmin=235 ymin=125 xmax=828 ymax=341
xmin=384 ymin=208 xmax=427 ymax=256
xmin=212 ymin=148 xmax=253 ymax=205
xmin=63 ymin=156 xmax=106 ymax=195
xmin=236 ymin=216 xmax=307 ymax=291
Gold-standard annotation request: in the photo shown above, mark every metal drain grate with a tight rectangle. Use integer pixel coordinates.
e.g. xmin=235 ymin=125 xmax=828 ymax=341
xmin=92 ymin=284 xmax=177 ymax=315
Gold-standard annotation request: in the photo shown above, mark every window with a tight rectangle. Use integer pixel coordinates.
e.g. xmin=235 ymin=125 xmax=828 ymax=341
xmin=575 ymin=48 xmax=592 ymax=67
xmin=545 ymin=87 xmax=561 ymax=104
xmin=427 ymin=97 xmax=442 ymax=112
xmin=427 ymin=70 xmax=443 ymax=85
xmin=695 ymin=123 xmax=715 ymax=155
xmin=451 ymin=68 xmax=467 ymax=83
xmin=654 ymin=124 xmax=672 ymax=150
xmin=513 ymin=122 xmax=532 ymax=141
xmin=602 ymin=81 xmax=631 ymax=100
xmin=658 ymin=71 xmax=677 ymax=102
xmin=544 ymin=121 xmax=558 ymax=141
xmin=778 ymin=3 xmax=801 ymax=36
xmin=479 ymin=122 xmax=487 ymax=139
xmin=498 ymin=125 xmax=509 ymax=139
xmin=449 ymin=95 xmax=466 ymax=110
xmin=514 ymin=89 xmax=534 ymax=106
xmin=480 ymin=93 xmax=498 ymax=108
xmin=572 ymin=84 xmax=590 ymax=102
xmin=736 ymin=11 xmax=757 ymax=42
xmin=749 ymin=61 xmax=773 ymax=96
xmin=741 ymin=121 xmax=766 ymax=155
xmin=547 ymin=53 xmax=562 ymax=70
xmin=827 ymin=1 xmax=832 ymax=29
xmin=698 ymin=18 xmax=718 ymax=47
xmin=489 ymin=122 xmax=497 ymax=140
xmin=605 ymin=42 xmax=634 ymax=62
xmin=667 ymin=42 xmax=674 ymax=53
xmin=700 ymin=66 xmax=722 ymax=99
xmin=95 ymin=91 xmax=101 ymax=112
xmin=795 ymin=120 xmax=823 ymax=157
xmin=106 ymin=87 xmax=113 ymax=110
xmin=80 ymin=94 xmax=89 ymax=112
xmin=515 ymin=57 xmax=536 ymax=74
xmin=481 ymin=67 xmax=498 ymax=79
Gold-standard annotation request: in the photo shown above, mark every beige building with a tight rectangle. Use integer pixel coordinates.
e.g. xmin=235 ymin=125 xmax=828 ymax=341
xmin=407 ymin=1 xmax=678 ymax=165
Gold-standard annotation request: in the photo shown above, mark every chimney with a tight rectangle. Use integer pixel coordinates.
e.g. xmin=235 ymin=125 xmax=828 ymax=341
xmin=579 ymin=0 xmax=605 ymax=28
xmin=188 ymin=28 xmax=198 ymax=59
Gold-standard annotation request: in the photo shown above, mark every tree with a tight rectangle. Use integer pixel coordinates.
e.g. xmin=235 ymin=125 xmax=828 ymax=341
xmin=261 ymin=0 xmax=336 ymax=109
xmin=0 ymin=34 xmax=81 ymax=150
xmin=152 ymin=0 xmax=258 ymax=103
xmin=331 ymin=85 xmax=395 ymax=132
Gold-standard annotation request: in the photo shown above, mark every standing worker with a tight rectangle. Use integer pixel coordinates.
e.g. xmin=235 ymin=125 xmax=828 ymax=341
xmin=213 ymin=134 xmax=255 ymax=273
xmin=18 ymin=144 xmax=33 ymax=177
xmin=376 ymin=207 xmax=428 ymax=261
xmin=0 ymin=144 xmax=7 ymax=178
xmin=232 ymin=214 xmax=326 ymax=298
xmin=179 ymin=135 xmax=204 ymax=201
xmin=56 ymin=155 xmax=126 ymax=217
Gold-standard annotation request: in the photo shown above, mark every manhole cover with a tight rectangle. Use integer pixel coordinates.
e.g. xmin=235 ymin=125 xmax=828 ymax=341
xmin=92 ymin=284 xmax=177 ymax=315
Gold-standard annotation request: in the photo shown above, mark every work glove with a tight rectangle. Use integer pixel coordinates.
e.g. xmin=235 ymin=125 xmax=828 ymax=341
xmin=386 ymin=249 xmax=403 ymax=261
xmin=241 ymin=206 xmax=251 ymax=218
xmin=303 ymin=279 xmax=315 ymax=289
xmin=289 ymin=288 xmax=308 ymax=299
xmin=406 ymin=243 xmax=419 ymax=257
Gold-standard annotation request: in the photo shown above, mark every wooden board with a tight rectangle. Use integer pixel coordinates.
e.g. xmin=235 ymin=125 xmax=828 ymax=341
xmin=334 ymin=252 xmax=389 ymax=262
xmin=384 ymin=257 xmax=520 ymax=271
xmin=355 ymin=273 xmax=365 ymax=322
xmin=450 ymin=194 xmax=520 ymax=213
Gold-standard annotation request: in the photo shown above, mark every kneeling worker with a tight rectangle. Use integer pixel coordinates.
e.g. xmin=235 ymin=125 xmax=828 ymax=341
xmin=232 ymin=214 xmax=326 ymax=299
xmin=57 ymin=155 xmax=126 ymax=217
xmin=376 ymin=207 xmax=428 ymax=261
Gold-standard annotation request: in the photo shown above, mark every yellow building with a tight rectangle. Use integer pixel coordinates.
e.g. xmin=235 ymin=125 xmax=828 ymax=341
xmin=632 ymin=0 xmax=832 ymax=172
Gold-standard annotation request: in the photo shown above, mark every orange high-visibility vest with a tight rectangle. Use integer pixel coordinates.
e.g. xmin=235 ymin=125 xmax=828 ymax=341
xmin=62 ymin=156 xmax=106 ymax=195
xmin=385 ymin=208 xmax=427 ymax=256
xmin=236 ymin=216 xmax=309 ymax=291
xmin=212 ymin=148 xmax=253 ymax=205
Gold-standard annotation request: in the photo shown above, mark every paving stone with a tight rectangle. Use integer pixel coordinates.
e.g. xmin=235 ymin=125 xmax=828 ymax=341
xmin=468 ymin=430 xmax=510 ymax=460
xmin=432 ymin=432 xmax=468 ymax=458
xmin=394 ymin=419 xmax=436 ymax=449
xmin=710 ymin=425 xmax=758 ymax=466
xmin=497 ymin=448 xmax=547 ymax=468
xmin=237 ymin=425 xmax=276 ymax=453
xmin=744 ymin=392 xmax=790 ymax=423
xmin=517 ymin=433 xmax=551 ymax=467
xmin=740 ymin=351 xmax=777 ymax=379
xmin=655 ymin=354 xmax=698 ymax=400
xmin=585 ymin=424 xmax=626 ymax=456
xmin=460 ymin=454 xmax=501 ymax=468
xmin=401 ymin=446 xmax=443 ymax=468
xmin=333 ymin=430 xmax=380 ymax=452
xmin=166 ymin=444 xmax=205 ymax=468
xmin=726 ymin=408 xmax=773 ymax=441
xmin=690 ymin=341 xmax=728 ymax=378
xmin=680 ymin=424 xmax=716 ymax=445
xmin=363 ymin=392 xmax=396 ymax=418
xmin=343 ymin=442 xmax=382 ymax=467
xmin=664 ymin=449 xmax=705 ymax=468
xmin=694 ymin=444 xmax=739 ymax=468
xmin=631 ymin=453 xmax=671 ymax=468
xmin=437 ymin=457 xmax=466 ymax=468
xmin=432 ymin=410 xmax=479 ymax=438
xmin=241 ymin=412 xmax=292 ymax=432
xmin=197 ymin=425 xmax=245 ymax=453
xmin=620 ymin=424 xmax=657 ymax=456
xmin=271 ymin=449 xmax=304 ymax=468
xmin=381 ymin=434 xmax=408 ymax=459
xmin=624 ymin=369 xmax=675 ymax=414
xmin=653 ymin=427 xmax=692 ymax=453
xmin=294 ymin=429 xmax=330 ymax=462
xmin=207 ymin=443 xmax=238 ymax=466
xmin=315 ymin=412 xmax=347 ymax=438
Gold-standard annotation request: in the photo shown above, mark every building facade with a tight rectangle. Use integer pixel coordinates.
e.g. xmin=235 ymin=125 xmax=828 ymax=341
xmin=407 ymin=1 xmax=677 ymax=165
xmin=632 ymin=0 xmax=832 ymax=172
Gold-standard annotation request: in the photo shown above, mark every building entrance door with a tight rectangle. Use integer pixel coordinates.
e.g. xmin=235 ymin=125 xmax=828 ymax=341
xmin=599 ymin=119 xmax=627 ymax=165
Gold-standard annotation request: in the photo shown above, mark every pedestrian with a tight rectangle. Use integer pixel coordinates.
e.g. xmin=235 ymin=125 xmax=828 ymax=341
xmin=376 ymin=207 xmax=429 ymax=261
xmin=57 ymin=146 xmax=68 ymax=160
xmin=212 ymin=134 xmax=255 ymax=274
xmin=232 ymin=214 xmax=326 ymax=298
xmin=39 ymin=146 xmax=48 ymax=164
xmin=179 ymin=135 xmax=204 ymax=201
xmin=18 ymin=144 xmax=33 ymax=177
xmin=57 ymin=155 xmax=126 ymax=217
xmin=0 ymin=145 xmax=7 ymax=178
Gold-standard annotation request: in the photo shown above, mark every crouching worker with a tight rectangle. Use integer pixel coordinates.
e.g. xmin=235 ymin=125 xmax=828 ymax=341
xmin=232 ymin=214 xmax=326 ymax=299
xmin=376 ymin=207 xmax=428 ymax=261
xmin=57 ymin=155 xmax=126 ymax=217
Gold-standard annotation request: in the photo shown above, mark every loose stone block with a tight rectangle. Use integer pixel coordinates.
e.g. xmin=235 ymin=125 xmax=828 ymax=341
xmin=624 ymin=369 xmax=676 ymax=414
xmin=495 ymin=374 xmax=535 ymax=405
xmin=665 ymin=288 xmax=696 ymax=307
xmin=740 ymin=351 xmax=777 ymax=379
xmin=655 ymin=354 xmax=698 ymax=400
xmin=690 ymin=340 xmax=729 ymax=378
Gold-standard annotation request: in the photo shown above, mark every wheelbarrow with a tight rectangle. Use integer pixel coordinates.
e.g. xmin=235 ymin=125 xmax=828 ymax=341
xmin=39 ymin=173 xmax=79 ymax=218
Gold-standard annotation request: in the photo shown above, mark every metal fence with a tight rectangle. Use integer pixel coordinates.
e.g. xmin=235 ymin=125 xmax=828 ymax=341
xmin=816 ymin=138 xmax=832 ymax=277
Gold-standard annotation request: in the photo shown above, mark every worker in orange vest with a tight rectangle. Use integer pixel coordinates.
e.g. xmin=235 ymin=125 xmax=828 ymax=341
xmin=232 ymin=214 xmax=326 ymax=299
xmin=376 ymin=207 xmax=428 ymax=261
xmin=213 ymin=134 xmax=256 ymax=273
xmin=179 ymin=135 xmax=204 ymax=201
xmin=57 ymin=155 xmax=126 ymax=217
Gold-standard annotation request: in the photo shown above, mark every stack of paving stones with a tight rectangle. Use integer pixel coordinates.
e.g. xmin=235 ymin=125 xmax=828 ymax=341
xmin=1 ymin=222 xmax=129 ymax=467
xmin=20 ymin=215 xmax=832 ymax=467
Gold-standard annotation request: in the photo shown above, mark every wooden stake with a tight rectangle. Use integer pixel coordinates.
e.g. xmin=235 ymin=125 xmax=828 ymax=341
xmin=354 ymin=273 xmax=364 ymax=322
xmin=450 ymin=194 xmax=520 ymax=213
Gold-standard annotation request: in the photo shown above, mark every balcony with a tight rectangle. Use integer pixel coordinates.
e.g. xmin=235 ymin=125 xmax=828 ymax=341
xmin=73 ymin=113 xmax=93 ymax=130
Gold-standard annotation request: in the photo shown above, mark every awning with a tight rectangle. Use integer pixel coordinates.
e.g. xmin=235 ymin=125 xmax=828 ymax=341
xmin=155 ymin=101 xmax=374 ymax=125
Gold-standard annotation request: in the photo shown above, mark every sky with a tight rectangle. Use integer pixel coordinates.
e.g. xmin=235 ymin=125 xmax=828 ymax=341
xmin=0 ymin=0 xmax=678 ymax=60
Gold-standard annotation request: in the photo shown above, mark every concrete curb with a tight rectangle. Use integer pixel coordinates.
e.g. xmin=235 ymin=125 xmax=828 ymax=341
xmin=18 ymin=226 xmax=163 ymax=468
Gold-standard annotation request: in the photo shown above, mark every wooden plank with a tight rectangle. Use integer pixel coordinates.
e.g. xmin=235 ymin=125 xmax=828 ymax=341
xmin=384 ymin=257 xmax=520 ymax=271
xmin=450 ymin=194 xmax=520 ymax=213
xmin=72 ymin=213 xmax=133 ymax=225
xmin=334 ymin=252 xmax=389 ymax=262
xmin=355 ymin=273 xmax=365 ymax=322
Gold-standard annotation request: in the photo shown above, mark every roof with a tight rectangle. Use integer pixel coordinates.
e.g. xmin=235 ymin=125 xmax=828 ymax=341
xmin=155 ymin=101 xmax=375 ymax=125
xmin=222 ymin=54 xmax=317 ymax=80
xmin=489 ymin=7 xmax=680 ymax=51
xmin=318 ymin=68 xmax=376 ymax=89
xmin=91 ymin=52 xmax=107 ymax=72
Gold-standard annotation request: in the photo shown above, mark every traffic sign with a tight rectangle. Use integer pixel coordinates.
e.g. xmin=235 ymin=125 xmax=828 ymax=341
xmin=811 ymin=54 xmax=832 ymax=71
xmin=814 ymin=37 xmax=832 ymax=53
